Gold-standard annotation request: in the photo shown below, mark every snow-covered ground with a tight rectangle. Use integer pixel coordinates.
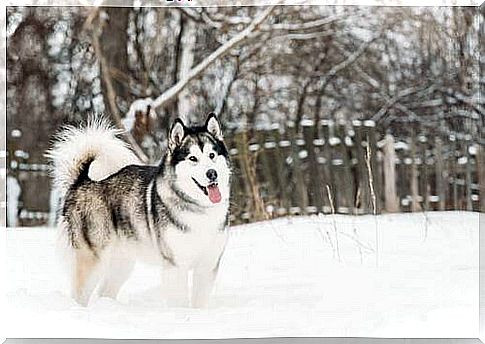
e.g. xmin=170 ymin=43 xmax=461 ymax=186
xmin=5 ymin=211 xmax=479 ymax=339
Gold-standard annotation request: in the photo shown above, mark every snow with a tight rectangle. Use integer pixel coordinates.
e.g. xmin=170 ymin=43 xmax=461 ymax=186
xmin=5 ymin=212 xmax=479 ymax=339
xmin=11 ymin=129 xmax=22 ymax=138
xmin=328 ymin=137 xmax=341 ymax=146
xmin=394 ymin=141 xmax=409 ymax=150
xmin=123 ymin=98 xmax=155 ymax=132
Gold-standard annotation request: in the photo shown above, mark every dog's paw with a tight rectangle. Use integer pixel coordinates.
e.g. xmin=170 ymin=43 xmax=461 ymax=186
xmin=191 ymin=297 xmax=210 ymax=309
xmin=165 ymin=297 xmax=190 ymax=308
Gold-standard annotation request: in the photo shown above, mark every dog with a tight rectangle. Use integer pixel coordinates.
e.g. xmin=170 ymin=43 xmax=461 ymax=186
xmin=47 ymin=113 xmax=231 ymax=308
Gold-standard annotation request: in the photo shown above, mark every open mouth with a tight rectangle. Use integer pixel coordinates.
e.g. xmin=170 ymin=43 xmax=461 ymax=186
xmin=192 ymin=177 xmax=222 ymax=203
xmin=192 ymin=177 xmax=209 ymax=195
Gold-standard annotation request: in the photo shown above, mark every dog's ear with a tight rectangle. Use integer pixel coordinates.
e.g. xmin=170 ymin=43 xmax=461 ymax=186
xmin=205 ymin=112 xmax=223 ymax=140
xmin=169 ymin=118 xmax=185 ymax=149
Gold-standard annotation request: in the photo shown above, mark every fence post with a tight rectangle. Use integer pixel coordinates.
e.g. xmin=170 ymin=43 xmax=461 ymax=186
xmin=256 ymin=128 xmax=277 ymax=215
xmin=434 ymin=136 xmax=446 ymax=211
xmin=465 ymin=137 xmax=473 ymax=211
xmin=395 ymin=144 xmax=406 ymax=212
xmin=287 ymin=121 xmax=308 ymax=215
xmin=450 ymin=135 xmax=459 ymax=209
xmin=410 ymin=132 xmax=422 ymax=212
xmin=321 ymin=119 xmax=335 ymax=213
xmin=418 ymin=134 xmax=430 ymax=211
xmin=302 ymin=119 xmax=324 ymax=213
xmin=271 ymin=124 xmax=291 ymax=215
xmin=335 ymin=120 xmax=354 ymax=213
xmin=383 ymin=134 xmax=399 ymax=213
xmin=478 ymin=143 xmax=485 ymax=213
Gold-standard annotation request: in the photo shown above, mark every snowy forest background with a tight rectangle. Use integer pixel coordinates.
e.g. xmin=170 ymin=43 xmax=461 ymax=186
xmin=6 ymin=5 xmax=485 ymax=227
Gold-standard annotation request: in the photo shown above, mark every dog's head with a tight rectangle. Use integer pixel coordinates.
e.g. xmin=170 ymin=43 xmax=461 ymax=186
xmin=166 ymin=113 xmax=231 ymax=207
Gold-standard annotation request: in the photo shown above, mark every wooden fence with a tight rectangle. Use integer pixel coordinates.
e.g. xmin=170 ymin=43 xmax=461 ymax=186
xmin=223 ymin=119 xmax=484 ymax=223
xmin=6 ymin=119 xmax=485 ymax=226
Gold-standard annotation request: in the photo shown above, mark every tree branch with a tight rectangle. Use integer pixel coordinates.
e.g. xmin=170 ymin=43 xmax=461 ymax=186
xmin=262 ymin=11 xmax=355 ymax=32
xmin=270 ymin=30 xmax=335 ymax=41
xmin=151 ymin=5 xmax=275 ymax=110
xmin=371 ymin=85 xmax=436 ymax=122
xmin=178 ymin=8 xmax=207 ymax=26
xmin=217 ymin=56 xmax=240 ymax=117
xmin=332 ymin=41 xmax=436 ymax=125
xmin=316 ymin=35 xmax=380 ymax=90
xmin=200 ymin=9 xmax=358 ymax=32
xmin=438 ymin=87 xmax=485 ymax=117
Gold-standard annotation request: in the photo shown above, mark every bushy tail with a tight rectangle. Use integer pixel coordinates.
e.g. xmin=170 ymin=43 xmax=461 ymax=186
xmin=46 ymin=116 xmax=141 ymax=200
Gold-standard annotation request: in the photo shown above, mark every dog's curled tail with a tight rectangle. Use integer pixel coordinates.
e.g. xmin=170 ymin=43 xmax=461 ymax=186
xmin=46 ymin=116 xmax=141 ymax=198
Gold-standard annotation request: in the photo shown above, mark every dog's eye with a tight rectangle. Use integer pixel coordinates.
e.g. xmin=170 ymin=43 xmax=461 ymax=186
xmin=209 ymin=153 xmax=215 ymax=160
xmin=189 ymin=156 xmax=198 ymax=163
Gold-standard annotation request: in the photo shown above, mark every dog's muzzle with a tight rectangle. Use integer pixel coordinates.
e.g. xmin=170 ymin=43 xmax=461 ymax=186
xmin=192 ymin=177 xmax=222 ymax=204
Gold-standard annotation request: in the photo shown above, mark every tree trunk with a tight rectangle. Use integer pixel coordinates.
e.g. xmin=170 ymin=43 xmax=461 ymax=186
xmin=99 ymin=7 xmax=130 ymax=112
xmin=177 ymin=17 xmax=197 ymax=119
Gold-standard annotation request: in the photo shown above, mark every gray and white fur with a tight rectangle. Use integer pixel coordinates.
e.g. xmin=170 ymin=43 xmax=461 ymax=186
xmin=46 ymin=114 xmax=231 ymax=308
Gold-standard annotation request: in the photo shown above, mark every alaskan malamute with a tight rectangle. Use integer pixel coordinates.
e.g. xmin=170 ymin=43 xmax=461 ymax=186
xmin=47 ymin=113 xmax=231 ymax=308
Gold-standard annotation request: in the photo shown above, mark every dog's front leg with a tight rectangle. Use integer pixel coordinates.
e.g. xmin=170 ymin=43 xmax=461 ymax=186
xmin=161 ymin=267 xmax=189 ymax=307
xmin=191 ymin=268 xmax=217 ymax=308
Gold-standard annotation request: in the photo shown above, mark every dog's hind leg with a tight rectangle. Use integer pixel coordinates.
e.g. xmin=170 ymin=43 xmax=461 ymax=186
xmin=72 ymin=248 xmax=101 ymax=306
xmin=98 ymin=248 xmax=135 ymax=299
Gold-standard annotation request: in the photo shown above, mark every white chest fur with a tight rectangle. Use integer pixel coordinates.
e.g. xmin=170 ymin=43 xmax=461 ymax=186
xmin=163 ymin=204 xmax=228 ymax=269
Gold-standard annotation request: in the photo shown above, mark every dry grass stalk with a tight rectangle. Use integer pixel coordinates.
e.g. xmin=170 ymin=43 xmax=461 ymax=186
xmin=238 ymin=131 xmax=267 ymax=221
xmin=326 ymin=184 xmax=341 ymax=262
xmin=365 ymin=140 xmax=379 ymax=267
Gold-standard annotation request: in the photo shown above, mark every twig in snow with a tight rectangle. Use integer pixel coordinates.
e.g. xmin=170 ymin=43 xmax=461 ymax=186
xmin=422 ymin=206 xmax=430 ymax=242
xmin=354 ymin=227 xmax=364 ymax=264
xmin=270 ymin=220 xmax=288 ymax=245
xmin=339 ymin=232 xmax=375 ymax=254
xmin=326 ymin=184 xmax=341 ymax=262
xmin=313 ymin=215 xmax=333 ymax=252
xmin=352 ymin=189 xmax=364 ymax=264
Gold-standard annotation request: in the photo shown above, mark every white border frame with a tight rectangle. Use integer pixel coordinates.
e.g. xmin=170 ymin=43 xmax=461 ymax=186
xmin=1 ymin=1 xmax=483 ymax=343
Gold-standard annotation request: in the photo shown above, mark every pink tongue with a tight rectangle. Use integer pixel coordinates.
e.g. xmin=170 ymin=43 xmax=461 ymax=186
xmin=207 ymin=185 xmax=221 ymax=203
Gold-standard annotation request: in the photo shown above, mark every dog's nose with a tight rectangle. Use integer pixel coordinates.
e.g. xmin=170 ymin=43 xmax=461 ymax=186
xmin=206 ymin=169 xmax=218 ymax=182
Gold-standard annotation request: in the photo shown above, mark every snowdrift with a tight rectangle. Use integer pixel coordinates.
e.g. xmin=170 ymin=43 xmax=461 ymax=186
xmin=5 ymin=211 xmax=478 ymax=339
